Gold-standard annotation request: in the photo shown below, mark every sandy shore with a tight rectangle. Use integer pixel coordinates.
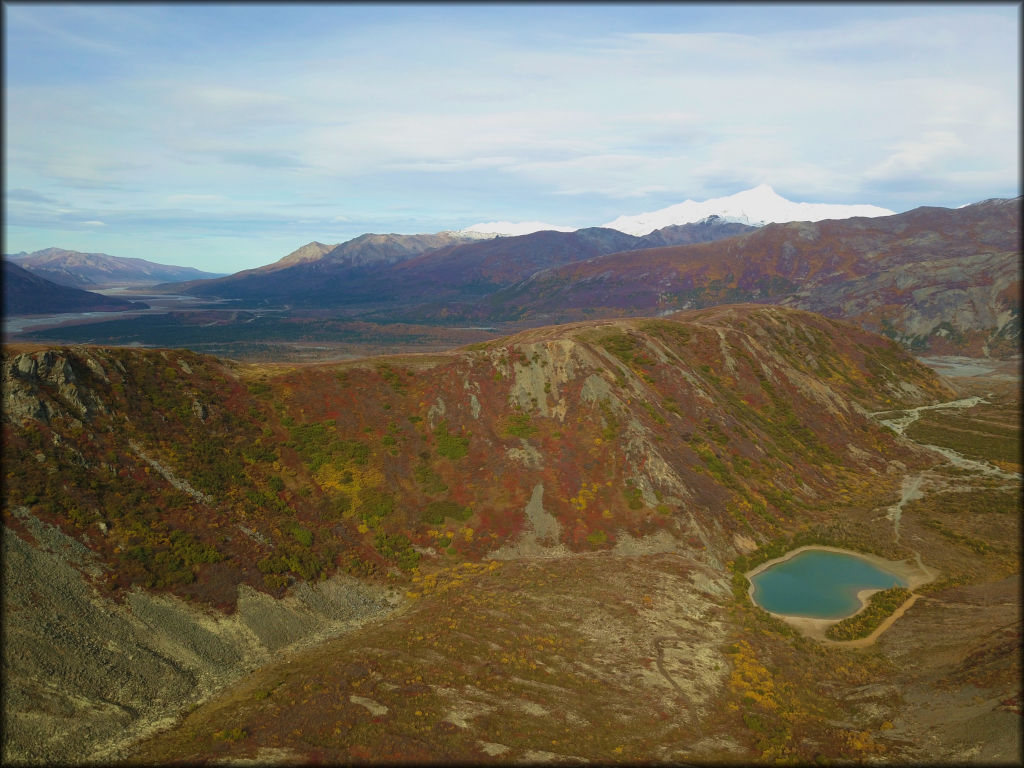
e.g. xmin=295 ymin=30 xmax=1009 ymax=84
xmin=744 ymin=545 xmax=937 ymax=645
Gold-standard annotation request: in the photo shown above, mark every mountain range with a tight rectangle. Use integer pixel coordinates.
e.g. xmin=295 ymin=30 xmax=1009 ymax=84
xmin=7 ymin=187 xmax=1020 ymax=359
xmin=170 ymin=219 xmax=754 ymax=306
xmin=159 ymin=197 xmax=1019 ymax=358
xmin=7 ymin=247 xmax=225 ymax=288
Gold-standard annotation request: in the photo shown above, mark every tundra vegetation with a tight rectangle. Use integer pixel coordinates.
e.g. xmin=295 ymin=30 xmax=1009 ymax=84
xmin=2 ymin=305 xmax=1019 ymax=764
xmin=824 ymin=587 xmax=913 ymax=641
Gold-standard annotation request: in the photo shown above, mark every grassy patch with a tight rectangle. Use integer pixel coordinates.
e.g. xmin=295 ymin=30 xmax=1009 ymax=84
xmin=905 ymin=412 xmax=1020 ymax=467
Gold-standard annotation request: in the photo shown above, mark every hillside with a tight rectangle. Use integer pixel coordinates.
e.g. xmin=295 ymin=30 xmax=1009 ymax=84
xmin=2 ymin=261 xmax=149 ymax=316
xmin=484 ymin=198 xmax=1021 ymax=357
xmin=9 ymin=248 xmax=224 ymax=288
xmin=9 ymin=306 xmax=1012 ymax=763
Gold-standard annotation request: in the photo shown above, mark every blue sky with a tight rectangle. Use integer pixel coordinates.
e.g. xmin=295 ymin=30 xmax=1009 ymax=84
xmin=4 ymin=2 xmax=1019 ymax=273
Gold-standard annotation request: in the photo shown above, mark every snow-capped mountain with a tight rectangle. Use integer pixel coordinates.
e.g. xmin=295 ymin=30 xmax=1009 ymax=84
xmin=461 ymin=185 xmax=895 ymax=238
xmin=601 ymin=184 xmax=895 ymax=236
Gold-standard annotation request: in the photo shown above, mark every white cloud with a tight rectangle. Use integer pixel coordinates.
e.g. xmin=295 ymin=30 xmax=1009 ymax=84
xmin=865 ymin=131 xmax=965 ymax=182
xmin=165 ymin=193 xmax=224 ymax=205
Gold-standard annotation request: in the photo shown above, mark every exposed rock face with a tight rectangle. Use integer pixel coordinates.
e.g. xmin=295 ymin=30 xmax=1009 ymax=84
xmin=3 ymin=348 xmax=107 ymax=424
xmin=2 ymin=506 xmax=398 ymax=765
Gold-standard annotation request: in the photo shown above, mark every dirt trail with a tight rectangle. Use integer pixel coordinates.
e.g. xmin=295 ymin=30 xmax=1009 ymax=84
xmin=883 ymin=474 xmax=924 ymax=543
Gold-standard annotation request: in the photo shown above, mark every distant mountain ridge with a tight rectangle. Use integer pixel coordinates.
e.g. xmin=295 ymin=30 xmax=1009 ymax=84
xmin=8 ymin=248 xmax=225 ymax=288
xmin=160 ymin=231 xmax=501 ymax=295
xmin=3 ymin=261 xmax=149 ymax=315
xmin=483 ymin=197 xmax=1020 ymax=357
xmin=171 ymin=219 xmax=758 ymax=305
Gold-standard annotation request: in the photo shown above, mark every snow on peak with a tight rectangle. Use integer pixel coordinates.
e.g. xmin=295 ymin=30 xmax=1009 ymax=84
xmin=461 ymin=220 xmax=576 ymax=237
xmin=601 ymin=185 xmax=895 ymax=236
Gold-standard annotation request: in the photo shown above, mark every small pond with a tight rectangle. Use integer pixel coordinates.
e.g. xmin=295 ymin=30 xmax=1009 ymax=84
xmin=749 ymin=548 xmax=907 ymax=620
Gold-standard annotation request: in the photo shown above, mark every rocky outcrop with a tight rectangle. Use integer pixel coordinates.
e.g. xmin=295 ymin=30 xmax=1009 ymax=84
xmin=2 ymin=348 xmax=107 ymax=425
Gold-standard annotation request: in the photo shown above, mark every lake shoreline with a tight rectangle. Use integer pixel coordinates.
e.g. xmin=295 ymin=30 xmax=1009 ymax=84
xmin=744 ymin=545 xmax=937 ymax=645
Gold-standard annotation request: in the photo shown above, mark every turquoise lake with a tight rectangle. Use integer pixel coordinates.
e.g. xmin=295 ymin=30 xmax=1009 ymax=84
xmin=749 ymin=549 xmax=907 ymax=619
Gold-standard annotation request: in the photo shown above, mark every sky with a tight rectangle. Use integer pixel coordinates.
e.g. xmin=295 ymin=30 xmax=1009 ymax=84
xmin=4 ymin=3 xmax=1020 ymax=274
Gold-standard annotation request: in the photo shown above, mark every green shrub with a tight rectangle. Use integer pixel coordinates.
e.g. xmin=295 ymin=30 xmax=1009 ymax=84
xmin=825 ymin=587 xmax=911 ymax=641
xmin=374 ymin=532 xmax=420 ymax=571
xmin=413 ymin=462 xmax=448 ymax=494
xmin=376 ymin=363 xmax=406 ymax=394
xmin=358 ymin=488 xmax=395 ymax=528
xmin=623 ymin=482 xmax=643 ymax=509
xmin=421 ymin=500 xmax=472 ymax=525
xmin=284 ymin=521 xmax=313 ymax=547
xmin=288 ymin=422 xmax=368 ymax=472
xmin=434 ymin=420 xmax=469 ymax=460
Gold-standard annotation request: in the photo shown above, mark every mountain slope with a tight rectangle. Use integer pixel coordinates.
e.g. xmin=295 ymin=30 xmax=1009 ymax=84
xmin=2 ymin=261 xmax=149 ymax=315
xmin=487 ymin=198 xmax=1021 ymax=356
xmin=636 ymin=215 xmax=758 ymax=247
xmin=10 ymin=247 xmax=224 ymax=288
